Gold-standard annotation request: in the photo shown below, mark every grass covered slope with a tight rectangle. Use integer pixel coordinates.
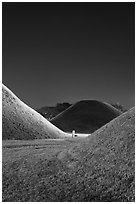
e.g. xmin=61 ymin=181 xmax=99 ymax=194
xmin=51 ymin=100 xmax=121 ymax=133
xmin=2 ymin=107 xmax=135 ymax=201
xmin=2 ymin=84 xmax=67 ymax=139
xmin=64 ymin=107 xmax=135 ymax=201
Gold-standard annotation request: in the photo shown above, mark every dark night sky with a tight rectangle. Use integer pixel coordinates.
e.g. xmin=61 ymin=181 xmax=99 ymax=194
xmin=2 ymin=2 xmax=135 ymax=109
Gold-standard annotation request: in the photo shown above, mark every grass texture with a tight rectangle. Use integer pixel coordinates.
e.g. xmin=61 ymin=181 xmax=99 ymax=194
xmin=2 ymin=108 xmax=134 ymax=201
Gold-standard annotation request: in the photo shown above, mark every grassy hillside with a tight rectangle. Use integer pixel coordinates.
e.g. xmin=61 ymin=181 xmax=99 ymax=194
xmin=2 ymin=84 xmax=68 ymax=139
xmin=51 ymin=100 xmax=122 ymax=133
xmin=2 ymin=107 xmax=134 ymax=201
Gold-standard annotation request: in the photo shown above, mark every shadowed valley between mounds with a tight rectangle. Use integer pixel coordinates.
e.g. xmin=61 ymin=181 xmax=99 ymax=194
xmin=2 ymin=84 xmax=122 ymax=140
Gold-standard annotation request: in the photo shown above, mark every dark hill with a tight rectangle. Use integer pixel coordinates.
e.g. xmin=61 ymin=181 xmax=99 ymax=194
xmin=51 ymin=100 xmax=122 ymax=133
xmin=2 ymin=84 xmax=67 ymax=139
xmin=2 ymin=107 xmax=135 ymax=201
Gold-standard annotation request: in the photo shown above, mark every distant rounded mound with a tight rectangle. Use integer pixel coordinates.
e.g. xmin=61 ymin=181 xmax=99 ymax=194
xmin=51 ymin=100 xmax=122 ymax=133
xmin=2 ymin=84 xmax=67 ymax=140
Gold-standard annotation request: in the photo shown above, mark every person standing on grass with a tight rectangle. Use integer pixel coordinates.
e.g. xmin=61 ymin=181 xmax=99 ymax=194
xmin=72 ymin=130 xmax=75 ymax=138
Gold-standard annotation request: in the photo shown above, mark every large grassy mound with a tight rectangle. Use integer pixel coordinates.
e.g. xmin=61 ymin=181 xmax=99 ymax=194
xmin=2 ymin=84 xmax=67 ymax=139
xmin=51 ymin=100 xmax=121 ymax=133
xmin=2 ymin=107 xmax=134 ymax=201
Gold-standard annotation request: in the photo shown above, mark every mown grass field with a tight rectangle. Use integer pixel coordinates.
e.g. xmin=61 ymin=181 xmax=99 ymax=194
xmin=3 ymin=138 xmax=82 ymax=201
xmin=3 ymin=138 xmax=80 ymax=163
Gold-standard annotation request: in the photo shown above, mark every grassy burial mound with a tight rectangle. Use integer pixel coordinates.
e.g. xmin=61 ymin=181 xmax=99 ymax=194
xmin=2 ymin=84 xmax=67 ymax=139
xmin=2 ymin=107 xmax=135 ymax=201
xmin=51 ymin=100 xmax=122 ymax=133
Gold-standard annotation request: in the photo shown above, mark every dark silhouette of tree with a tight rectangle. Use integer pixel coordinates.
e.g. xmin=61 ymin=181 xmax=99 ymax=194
xmin=110 ymin=102 xmax=127 ymax=113
xmin=36 ymin=102 xmax=72 ymax=120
